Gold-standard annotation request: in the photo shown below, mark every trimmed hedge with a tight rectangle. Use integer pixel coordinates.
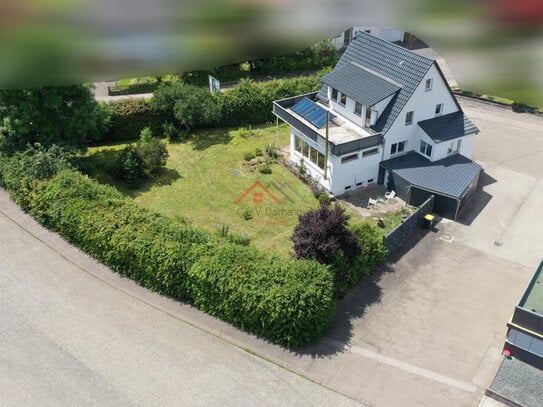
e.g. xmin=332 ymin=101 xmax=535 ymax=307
xmin=0 ymin=150 xmax=334 ymax=347
xmin=105 ymin=99 xmax=168 ymax=142
xmin=152 ymin=75 xmax=322 ymax=131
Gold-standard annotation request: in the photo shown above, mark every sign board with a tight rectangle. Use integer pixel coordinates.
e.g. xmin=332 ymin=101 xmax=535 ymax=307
xmin=208 ymin=75 xmax=220 ymax=93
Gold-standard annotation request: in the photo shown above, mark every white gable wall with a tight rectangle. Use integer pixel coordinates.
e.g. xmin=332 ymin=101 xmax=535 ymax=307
xmin=381 ymin=63 xmax=461 ymax=162
xmin=432 ymin=134 xmax=477 ymax=160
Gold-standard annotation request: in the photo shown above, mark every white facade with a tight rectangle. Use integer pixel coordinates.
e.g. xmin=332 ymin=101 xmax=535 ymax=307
xmin=278 ymin=32 xmax=479 ymax=198
xmin=381 ymin=64 xmax=459 ymax=162
xmin=290 ymin=129 xmax=382 ymax=196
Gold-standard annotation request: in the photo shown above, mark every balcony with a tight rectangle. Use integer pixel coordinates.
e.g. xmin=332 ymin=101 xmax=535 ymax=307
xmin=273 ymin=92 xmax=383 ymax=156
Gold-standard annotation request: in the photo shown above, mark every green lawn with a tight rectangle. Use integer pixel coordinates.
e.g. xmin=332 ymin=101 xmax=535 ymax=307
xmin=84 ymin=124 xmax=319 ymax=256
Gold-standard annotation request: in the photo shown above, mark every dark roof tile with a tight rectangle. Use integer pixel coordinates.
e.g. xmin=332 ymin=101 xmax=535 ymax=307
xmin=318 ymin=32 xmax=434 ymax=133
xmin=321 ymin=63 xmax=401 ymax=107
xmin=418 ymin=112 xmax=479 ymax=143
xmin=380 ymin=151 xmax=481 ymax=198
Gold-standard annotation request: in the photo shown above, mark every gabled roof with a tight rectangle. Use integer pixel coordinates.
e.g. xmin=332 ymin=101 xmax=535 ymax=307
xmin=418 ymin=112 xmax=479 ymax=143
xmin=380 ymin=152 xmax=481 ymax=198
xmin=321 ymin=62 xmax=401 ymax=107
xmin=318 ymin=32 xmax=435 ymax=133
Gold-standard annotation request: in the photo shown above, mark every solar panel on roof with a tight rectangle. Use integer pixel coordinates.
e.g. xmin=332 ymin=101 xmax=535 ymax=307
xmin=292 ymin=98 xmax=314 ymax=115
xmin=306 ymin=109 xmax=325 ymax=123
xmin=291 ymin=97 xmax=333 ymax=129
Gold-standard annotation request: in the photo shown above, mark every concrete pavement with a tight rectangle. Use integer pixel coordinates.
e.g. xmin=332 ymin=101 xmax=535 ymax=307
xmin=1 ymin=97 xmax=541 ymax=406
xmin=0 ymin=189 xmax=361 ymax=407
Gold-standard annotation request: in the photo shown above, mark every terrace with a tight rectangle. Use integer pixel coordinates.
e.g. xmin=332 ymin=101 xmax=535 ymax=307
xmin=273 ymin=92 xmax=383 ymax=156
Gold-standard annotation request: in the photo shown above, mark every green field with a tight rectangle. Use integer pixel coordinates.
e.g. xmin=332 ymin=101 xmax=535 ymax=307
xmin=84 ymin=124 xmax=319 ymax=256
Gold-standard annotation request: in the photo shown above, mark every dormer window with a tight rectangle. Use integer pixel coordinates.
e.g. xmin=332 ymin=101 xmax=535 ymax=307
xmin=339 ymin=93 xmax=347 ymax=106
xmin=331 ymin=88 xmax=338 ymax=101
xmin=354 ymin=101 xmax=362 ymax=116
xmin=425 ymin=79 xmax=433 ymax=91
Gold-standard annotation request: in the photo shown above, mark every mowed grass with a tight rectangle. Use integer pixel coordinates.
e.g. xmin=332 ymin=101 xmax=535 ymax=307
xmin=84 ymin=124 xmax=319 ymax=256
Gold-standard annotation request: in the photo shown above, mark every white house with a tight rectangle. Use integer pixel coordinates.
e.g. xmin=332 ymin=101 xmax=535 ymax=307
xmin=273 ymin=32 xmax=481 ymax=219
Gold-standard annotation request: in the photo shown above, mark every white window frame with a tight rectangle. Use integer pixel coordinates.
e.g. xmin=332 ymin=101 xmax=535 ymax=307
xmin=390 ymin=140 xmax=406 ymax=156
xmin=447 ymin=139 xmax=462 ymax=155
xmin=331 ymin=88 xmax=338 ymax=102
xmin=354 ymin=101 xmax=362 ymax=116
xmin=425 ymin=78 xmax=433 ymax=91
xmin=435 ymin=103 xmax=443 ymax=116
xmin=405 ymin=111 xmax=414 ymax=125
xmin=339 ymin=93 xmax=347 ymax=106
xmin=341 ymin=153 xmax=358 ymax=164
xmin=420 ymin=140 xmax=433 ymax=157
xmin=362 ymin=147 xmax=379 ymax=157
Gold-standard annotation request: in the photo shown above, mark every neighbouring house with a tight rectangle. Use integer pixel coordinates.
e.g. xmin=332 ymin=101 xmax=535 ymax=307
xmin=332 ymin=27 xmax=405 ymax=50
xmin=504 ymin=260 xmax=543 ymax=370
xmin=273 ymin=31 xmax=481 ymax=219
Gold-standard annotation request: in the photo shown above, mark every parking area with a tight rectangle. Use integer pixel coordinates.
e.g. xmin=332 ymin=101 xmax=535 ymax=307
xmin=2 ymin=97 xmax=541 ymax=407
xmin=252 ymin=98 xmax=543 ymax=406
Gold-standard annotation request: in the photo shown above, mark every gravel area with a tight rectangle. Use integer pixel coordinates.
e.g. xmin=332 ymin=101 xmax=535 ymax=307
xmin=489 ymin=358 xmax=543 ymax=407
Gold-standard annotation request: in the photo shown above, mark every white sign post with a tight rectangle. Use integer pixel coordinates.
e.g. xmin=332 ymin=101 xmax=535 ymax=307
xmin=208 ymin=76 xmax=220 ymax=93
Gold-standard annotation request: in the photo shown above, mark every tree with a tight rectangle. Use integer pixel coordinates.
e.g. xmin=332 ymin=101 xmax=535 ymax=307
xmin=114 ymin=145 xmax=144 ymax=189
xmin=0 ymin=84 xmax=107 ymax=152
xmin=292 ymin=203 xmax=361 ymax=295
xmin=135 ymin=127 xmax=168 ymax=176
xmin=153 ymin=82 xmax=220 ymax=130
xmin=292 ymin=202 xmax=361 ymax=264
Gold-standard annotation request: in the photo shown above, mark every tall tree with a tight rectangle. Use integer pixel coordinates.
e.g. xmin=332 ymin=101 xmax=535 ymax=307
xmin=0 ymin=84 xmax=108 ymax=152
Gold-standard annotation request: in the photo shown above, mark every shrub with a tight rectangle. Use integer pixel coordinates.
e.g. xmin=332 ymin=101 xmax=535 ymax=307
xmin=114 ymin=145 xmax=144 ymax=188
xmin=0 ymin=144 xmax=72 ymax=207
xmin=292 ymin=203 xmax=361 ymax=295
xmin=106 ymin=99 xmax=166 ymax=142
xmin=244 ymin=152 xmax=256 ymax=161
xmin=186 ymin=243 xmax=334 ymax=346
xmin=153 ymin=82 xmax=220 ymax=129
xmin=350 ymin=221 xmax=388 ymax=282
xmin=162 ymin=122 xmax=179 ymax=141
xmin=258 ymin=165 xmax=272 ymax=174
xmin=136 ymin=134 xmax=169 ymax=176
xmin=292 ymin=203 xmax=361 ymax=263
xmin=216 ymin=224 xmax=250 ymax=246
xmin=0 ymin=152 xmax=335 ymax=347
xmin=265 ymin=144 xmax=278 ymax=160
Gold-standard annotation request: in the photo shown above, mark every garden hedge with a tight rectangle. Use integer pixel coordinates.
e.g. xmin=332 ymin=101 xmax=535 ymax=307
xmin=0 ymin=150 xmax=334 ymax=347
xmin=105 ymin=99 xmax=168 ymax=142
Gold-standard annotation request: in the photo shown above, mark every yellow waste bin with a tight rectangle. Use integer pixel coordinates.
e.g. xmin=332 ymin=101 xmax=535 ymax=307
xmin=422 ymin=214 xmax=435 ymax=229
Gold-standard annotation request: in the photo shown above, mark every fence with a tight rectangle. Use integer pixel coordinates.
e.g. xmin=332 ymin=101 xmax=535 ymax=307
xmin=383 ymin=196 xmax=434 ymax=253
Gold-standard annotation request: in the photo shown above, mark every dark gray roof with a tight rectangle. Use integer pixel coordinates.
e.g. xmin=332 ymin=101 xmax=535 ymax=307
xmin=418 ymin=112 xmax=479 ymax=143
xmin=321 ymin=62 xmax=401 ymax=107
xmin=317 ymin=32 xmax=435 ymax=133
xmin=380 ymin=152 xmax=481 ymax=198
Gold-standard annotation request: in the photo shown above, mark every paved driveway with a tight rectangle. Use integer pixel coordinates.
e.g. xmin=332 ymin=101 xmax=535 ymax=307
xmin=243 ymin=98 xmax=542 ymax=406
xmin=1 ymin=98 xmax=541 ymax=406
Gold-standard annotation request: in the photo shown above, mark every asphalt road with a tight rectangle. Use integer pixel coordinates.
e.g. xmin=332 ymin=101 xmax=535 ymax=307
xmin=0 ymin=189 xmax=360 ymax=407
xmin=2 ymin=97 xmax=540 ymax=407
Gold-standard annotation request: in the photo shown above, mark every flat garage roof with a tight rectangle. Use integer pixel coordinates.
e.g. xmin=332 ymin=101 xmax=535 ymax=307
xmin=380 ymin=152 xmax=482 ymax=199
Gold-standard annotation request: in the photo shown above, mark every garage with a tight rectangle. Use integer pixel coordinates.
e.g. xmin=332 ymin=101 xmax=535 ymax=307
xmin=380 ymin=152 xmax=481 ymax=219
